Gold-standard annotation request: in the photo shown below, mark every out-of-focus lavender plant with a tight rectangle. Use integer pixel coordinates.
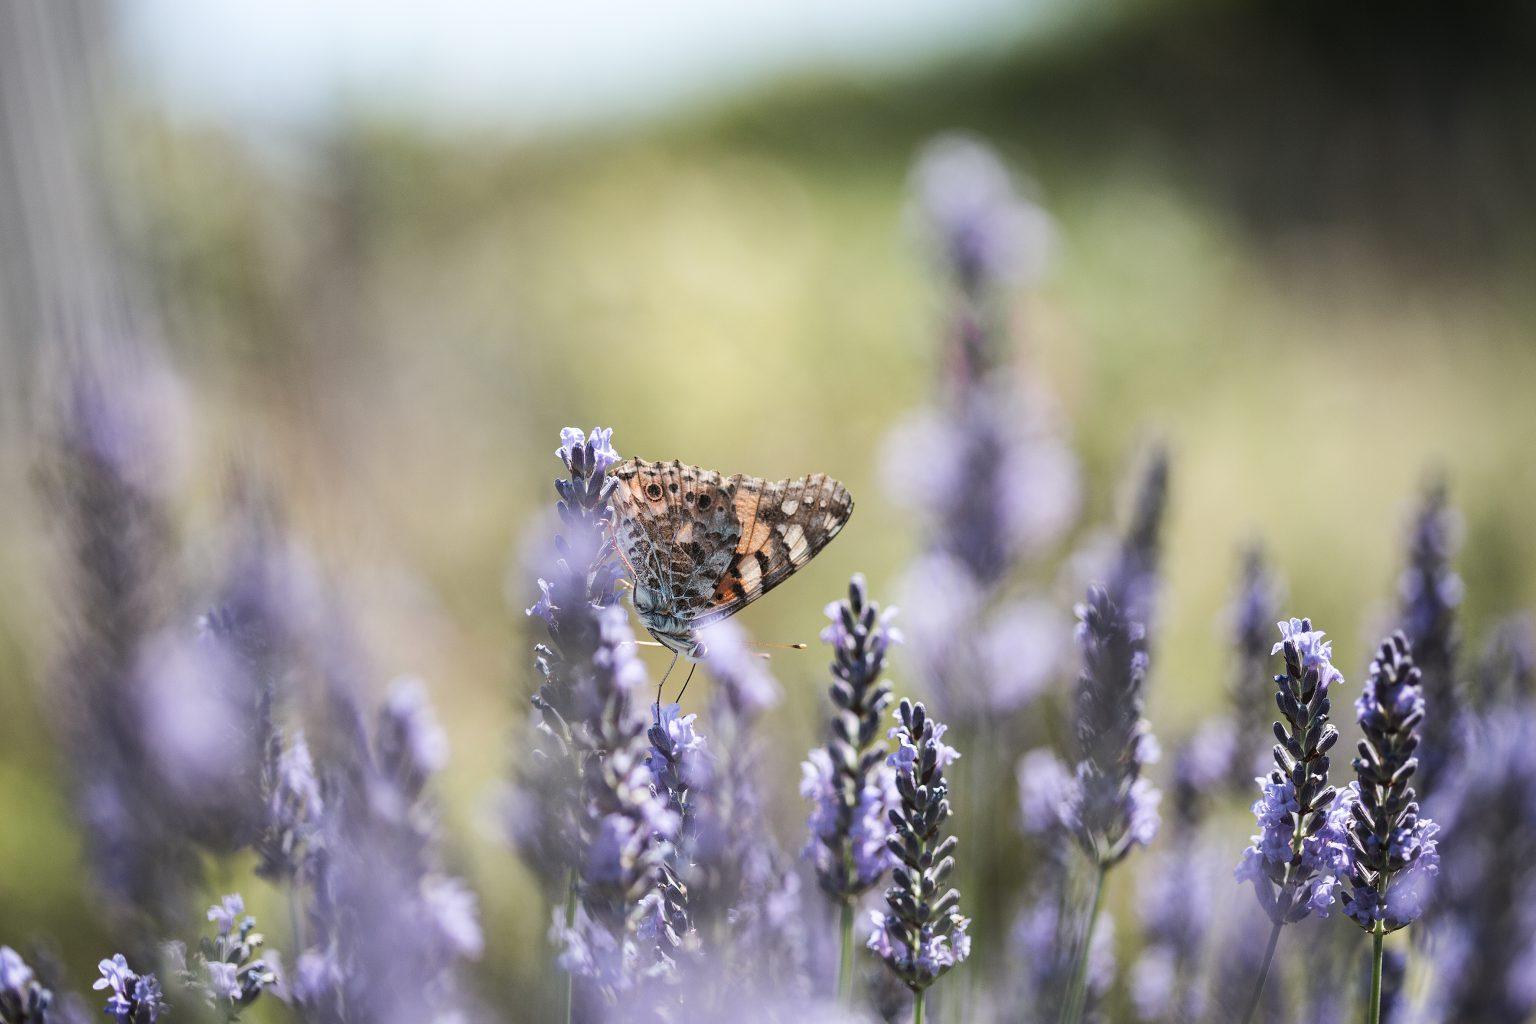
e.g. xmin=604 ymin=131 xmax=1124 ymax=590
xmin=1224 ymin=547 xmax=1284 ymax=788
xmin=1235 ymin=618 xmax=1351 ymax=1024
xmin=290 ymin=673 xmax=483 ymax=1024
xmin=1343 ymin=633 xmax=1439 ymax=1023
xmin=1 ymin=947 xmax=55 ymax=1023
xmin=93 ymin=955 xmax=165 ymax=1024
xmin=1473 ymin=613 xmax=1534 ymax=709
xmin=1423 ymin=709 xmax=1536 ymax=1023
xmin=167 ymin=894 xmax=276 ymax=1019
xmin=1009 ymin=888 xmax=1114 ymax=1024
xmin=42 ymin=364 xmax=200 ymax=938
xmin=802 ymin=575 xmax=899 ymax=1001
xmin=867 ymin=700 xmax=970 ymax=1020
xmin=1396 ymin=482 xmax=1463 ymax=795
xmin=1055 ymin=579 xmax=1161 ymax=1024
xmin=661 ymin=623 xmax=808 ymax=1005
xmin=884 ymin=136 xmax=1078 ymax=725
xmin=1127 ymin=738 xmax=1229 ymax=1024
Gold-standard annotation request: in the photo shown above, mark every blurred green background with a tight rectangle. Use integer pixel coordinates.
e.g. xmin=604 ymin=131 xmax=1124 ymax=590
xmin=3 ymin=0 xmax=1536 ymax=1015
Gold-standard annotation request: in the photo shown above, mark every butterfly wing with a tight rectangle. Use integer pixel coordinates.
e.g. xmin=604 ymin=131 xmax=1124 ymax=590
xmin=610 ymin=459 xmax=742 ymax=629
xmin=689 ymin=472 xmax=854 ymax=629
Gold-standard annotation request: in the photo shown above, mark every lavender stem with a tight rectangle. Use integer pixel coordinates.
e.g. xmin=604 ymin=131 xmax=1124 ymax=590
xmin=562 ymin=873 xmax=577 ymax=1024
xmin=914 ymin=991 xmax=926 ymax=1024
xmin=1239 ymin=916 xmax=1284 ymax=1024
xmin=1367 ymin=931 xmax=1384 ymax=1024
xmin=1059 ymin=863 xmax=1107 ymax=1024
xmin=838 ymin=901 xmax=855 ymax=1002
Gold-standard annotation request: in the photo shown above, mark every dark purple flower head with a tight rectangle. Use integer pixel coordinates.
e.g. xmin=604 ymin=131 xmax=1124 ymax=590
xmin=0 ymin=946 xmax=53 ymax=1024
xmin=867 ymin=700 xmax=971 ymax=994
xmin=1343 ymin=633 xmax=1441 ymax=933
xmin=93 ymin=955 xmax=165 ymax=1024
xmin=803 ymin=575 xmax=899 ymax=904
xmin=1237 ymin=617 xmax=1348 ymax=924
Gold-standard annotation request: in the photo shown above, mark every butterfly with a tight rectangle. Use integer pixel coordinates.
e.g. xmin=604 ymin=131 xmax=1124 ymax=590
xmin=609 ymin=458 xmax=854 ymax=662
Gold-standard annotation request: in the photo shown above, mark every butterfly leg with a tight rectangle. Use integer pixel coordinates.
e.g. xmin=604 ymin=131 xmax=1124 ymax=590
xmin=674 ymin=662 xmax=700 ymax=705
xmin=655 ymin=650 xmax=679 ymax=714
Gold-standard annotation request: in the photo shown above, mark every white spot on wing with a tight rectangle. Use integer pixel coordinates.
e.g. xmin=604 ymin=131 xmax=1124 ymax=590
xmin=780 ymin=497 xmax=799 ymax=515
xmin=738 ymin=556 xmax=762 ymax=589
xmin=782 ymin=523 xmax=807 ymax=562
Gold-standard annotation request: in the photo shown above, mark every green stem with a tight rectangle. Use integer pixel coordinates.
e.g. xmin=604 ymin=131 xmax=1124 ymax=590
xmin=562 ymin=873 xmax=579 ymax=1024
xmin=838 ymin=900 xmax=856 ymax=1003
xmin=1366 ymin=929 xmax=1384 ymax=1024
xmin=914 ymin=989 xmax=926 ymax=1024
xmin=1059 ymin=863 xmax=1108 ymax=1024
xmin=1239 ymin=917 xmax=1285 ymax=1024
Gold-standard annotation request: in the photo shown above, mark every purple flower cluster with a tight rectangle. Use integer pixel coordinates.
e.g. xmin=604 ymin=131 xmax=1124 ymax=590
xmin=867 ymin=700 xmax=971 ymax=994
xmin=1236 ymin=619 xmax=1349 ymax=922
xmin=93 ymin=955 xmax=165 ymax=1024
xmin=1343 ymin=633 xmax=1440 ymax=932
xmin=167 ymin=894 xmax=276 ymax=1015
xmin=0 ymin=947 xmax=54 ymax=1024
xmin=802 ymin=576 xmax=900 ymax=902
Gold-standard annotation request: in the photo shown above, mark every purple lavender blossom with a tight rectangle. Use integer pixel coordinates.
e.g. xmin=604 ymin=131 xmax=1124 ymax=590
xmin=93 ymin=955 xmax=165 ymax=1024
xmin=1396 ymin=483 xmax=1463 ymax=794
xmin=802 ymin=576 xmax=899 ymax=903
xmin=1343 ymin=633 xmax=1440 ymax=934
xmin=1236 ymin=618 xmax=1347 ymax=926
xmin=1066 ymin=585 xmax=1162 ymax=866
xmin=0 ymin=946 xmax=54 ymax=1023
xmin=867 ymin=700 xmax=971 ymax=998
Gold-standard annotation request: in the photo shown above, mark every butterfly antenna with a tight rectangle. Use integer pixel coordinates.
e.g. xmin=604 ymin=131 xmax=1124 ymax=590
xmin=748 ymin=641 xmax=809 ymax=651
xmin=674 ymin=663 xmax=700 ymax=705
xmin=655 ymin=650 xmax=679 ymax=714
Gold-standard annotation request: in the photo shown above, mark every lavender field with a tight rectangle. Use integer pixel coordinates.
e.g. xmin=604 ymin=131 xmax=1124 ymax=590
xmin=3 ymin=2 xmax=1536 ymax=1022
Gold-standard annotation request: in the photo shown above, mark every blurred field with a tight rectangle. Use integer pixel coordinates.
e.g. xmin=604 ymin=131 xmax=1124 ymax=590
xmin=3 ymin=1 xmax=1536 ymax=1015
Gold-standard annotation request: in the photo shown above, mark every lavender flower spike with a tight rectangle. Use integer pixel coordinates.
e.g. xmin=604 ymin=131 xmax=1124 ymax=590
xmin=1234 ymin=618 xmax=1349 ymax=1024
xmin=1344 ymin=633 xmax=1440 ymax=933
xmin=868 ymin=700 xmax=971 ymax=1006
xmin=93 ymin=954 xmax=166 ymax=1024
xmin=1236 ymin=618 xmax=1349 ymax=922
xmin=0 ymin=946 xmax=54 ymax=1023
xmin=802 ymin=575 xmax=898 ymax=998
xmin=1345 ymin=633 xmax=1439 ymax=1024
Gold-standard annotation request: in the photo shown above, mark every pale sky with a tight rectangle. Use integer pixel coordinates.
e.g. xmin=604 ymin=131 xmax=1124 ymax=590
xmin=121 ymin=0 xmax=1049 ymax=135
